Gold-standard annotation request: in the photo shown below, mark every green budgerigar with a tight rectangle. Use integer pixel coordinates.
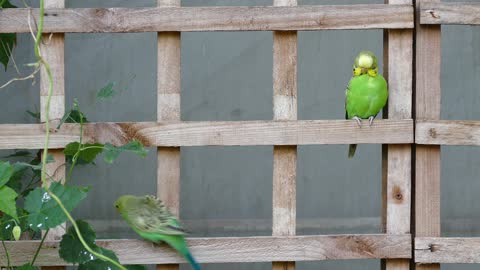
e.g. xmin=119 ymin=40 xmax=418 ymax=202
xmin=345 ymin=51 xmax=388 ymax=158
xmin=115 ymin=195 xmax=202 ymax=270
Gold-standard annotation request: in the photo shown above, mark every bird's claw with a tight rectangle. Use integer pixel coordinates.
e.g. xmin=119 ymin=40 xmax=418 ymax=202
xmin=368 ymin=116 xmax=375 ymax=127
xmin=353 ymin=116 xmax=362 ymax=127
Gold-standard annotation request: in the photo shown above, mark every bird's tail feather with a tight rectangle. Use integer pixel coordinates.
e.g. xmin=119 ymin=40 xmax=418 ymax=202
xmin=185 ymin=252 xmax=202 ymax=270
xmin=348 ymin=144 xmax=357 ymax=158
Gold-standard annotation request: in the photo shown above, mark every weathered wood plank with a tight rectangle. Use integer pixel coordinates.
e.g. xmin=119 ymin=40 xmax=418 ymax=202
xmin=0 ymin=5 xmax=413 ymax=33
xmin=383 ymin=2 xmax=412 ymax=270
xmin=0 ymin=120 xmax=414 ymax=149
xmin=415 ymin=1 xmax=441 ymax=270
xmin=0 ymin=234 xmax=412 ymax=266
xmin=420 ymin=2 xmax=480 ymax=25
xmin=415 ymin=237 xmax=480 ymax=263
xmin=157 ymin=1 xmax=181 ymax=270
xmin=272 ymin=2 xmax=297 ymax=270
xmin=40 ymin=1 xmax=66 ymax=270
xmin=416 ymin=120 xmax=480 ymax=146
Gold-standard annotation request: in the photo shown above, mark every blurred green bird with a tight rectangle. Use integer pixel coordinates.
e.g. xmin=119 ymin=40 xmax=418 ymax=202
xmin=115 ymin=195 xmax=202 ymax=270
xmin=345 ymin=51 xmax=388 ymax=158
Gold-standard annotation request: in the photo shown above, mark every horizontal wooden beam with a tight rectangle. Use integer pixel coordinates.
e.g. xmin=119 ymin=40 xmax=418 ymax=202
xmin=415 ymin=237 xmax=480 ymax=263
xmin=0 ymin=234 xmax=411 ymax=266
xmin=420 ymin=2 xmax=480 ymax=25
xmin=0 ymin=4 xmax=413 ymax=33
xmin=0 ymin=119 xmax=413 ymax=149
xmin=416 ymin=120 xmax=480 ymax=146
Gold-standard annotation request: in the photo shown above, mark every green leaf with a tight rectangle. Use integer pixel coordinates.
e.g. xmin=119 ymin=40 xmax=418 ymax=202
xmin=59 ymin=220 xmax=97 ymax=264
xmin=0 ymin=0 xmax=18 ymax=71
xmin=7 ymin=162 xmax=29 ymax=194
xmin=104 ymin=140 xmax=148 ymax=164
xmin=16 ymin=263 xmax=37 ymax=270
xmin=126 ymin=265 xmax=148 ymax=270
xmin=0 ymin=33 xmax=15 ymax=71
xmin=26 ymin=110 xmax=41 ymax=120
xmin=0 ymin=186 xmax=18 ymax=222
xmin=0 ymin=214 xmax=15 ymax=240
xmin=2 ymin=150 xmax=32 ymax=158
xmin=0 ymin=161 xmax=13 ymax=188
xmin=57 ymin=109 xmax=88 ymax=129
xmin=24 ymin=182 xmax=90 ymax=231
xmin=64 ymin=142 xmax=104 ymax=164
xmin=0 ymin=0 xmax=16 ymax=8
xmin=96 ymin=82 xmax=116 ymax=101
xmin=77 ymin=247 xmax=120 ymax=270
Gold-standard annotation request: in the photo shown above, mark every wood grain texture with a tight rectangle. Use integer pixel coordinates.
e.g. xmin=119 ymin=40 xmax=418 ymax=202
xmin=420 ymin=2 xmax=480 ymax=25
xmin=415 ymin=2 xmax=441 ymax=270
xmin=416 ymin=120 xmax=480 ymax=145
xmin=0 ymin=5 xmax=414 ymax=33
xmin=384 ymin=0 xmax=412 ymax=235
xmin=414 ymin=0 xmax=441 ymax=236
xmin=0 ymin=234 xmax=411 ymax=266
xmin=41 ymin=2 xmax=65 ymax=269
xmin=415 ymin=237 xmax=480 ymax=263
xmin=0 ymin=120 xmax=414 ymax=149
xmin=157 ymin=1 xmax=181 ymax=270
xmin=383 ymin=2 xmax=412 ymax=270
xmin=272 ymin=2 xmax=297 ymax=269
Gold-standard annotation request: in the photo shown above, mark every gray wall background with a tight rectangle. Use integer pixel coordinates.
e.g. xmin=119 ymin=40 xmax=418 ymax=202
xmin=1 ymin=0 xmax=479 ymax=269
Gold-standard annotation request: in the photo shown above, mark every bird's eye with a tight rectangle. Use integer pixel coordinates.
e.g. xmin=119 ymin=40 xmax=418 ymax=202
xmin=115 ymin=204 xmax=119 ymax=208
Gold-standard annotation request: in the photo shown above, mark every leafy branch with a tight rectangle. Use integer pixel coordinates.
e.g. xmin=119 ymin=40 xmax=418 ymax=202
xmin=0 ymin=0 xmax=147 ymax=269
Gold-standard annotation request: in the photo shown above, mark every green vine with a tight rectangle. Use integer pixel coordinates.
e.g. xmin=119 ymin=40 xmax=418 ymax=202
xmin=0 ymin=0 xmax=147 ymax=269
xmin=1 ymin=240 xmax=11 ymax=269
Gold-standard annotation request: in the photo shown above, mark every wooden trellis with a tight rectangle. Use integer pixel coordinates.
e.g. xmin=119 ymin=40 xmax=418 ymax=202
xmin=0 ymin=0 xmax=475 ymax=269
xmin=1 ymin=1 xmax=414 ymax=269
xmin=414 ymin=1 xmax=480 ymax=268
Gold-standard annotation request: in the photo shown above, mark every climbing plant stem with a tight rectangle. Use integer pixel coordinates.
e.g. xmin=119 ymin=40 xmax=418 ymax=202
xmin=47 ymin=191 xmax=128 ymax=270
xmin=31 ymin=229 xmax=49 ymax=265
xmin=1 ymin=240 xmax=11 ymax=269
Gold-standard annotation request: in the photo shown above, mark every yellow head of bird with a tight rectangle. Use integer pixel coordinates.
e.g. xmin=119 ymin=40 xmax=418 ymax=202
xmin=353 ymin=51 xmax=378 ymax=76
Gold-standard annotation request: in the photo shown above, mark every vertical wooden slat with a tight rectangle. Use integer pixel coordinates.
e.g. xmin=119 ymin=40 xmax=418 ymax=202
xmin=383 ymin=1 xmax=412 ymax=270
xmin=157 ymin=1 xmax=181 ymax=270
xmin=272 ymin=1 xmax=297 ymax=270
xmin=40 ymin=1 xmax=65 ymax=270
xmin=415 ymin=0 xmax=441 ymax=270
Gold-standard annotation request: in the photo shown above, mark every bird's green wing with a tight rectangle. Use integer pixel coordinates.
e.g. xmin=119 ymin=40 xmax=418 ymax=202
xmin=345 ymin=83 xmax=350 ymax=120
xmin=127 ymin=196 xmax=186 ymax=235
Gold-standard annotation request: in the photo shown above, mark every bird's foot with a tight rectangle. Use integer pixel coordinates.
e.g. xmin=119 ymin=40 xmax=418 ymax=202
xmin=353 ymin=116 xmax=362 ymax=127
xmin=368 ymin=116 xmax=375 ymax=127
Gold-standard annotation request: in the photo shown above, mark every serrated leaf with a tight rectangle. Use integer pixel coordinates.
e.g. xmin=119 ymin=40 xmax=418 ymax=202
xmin=0 ymin=186 xmax=18 ymax=222
xmin=104 ymin=140 xmax=148 ymax=164
xmin=24 ymin=182 xmax=90 ymax=231
xmin=0 ymin=33 xmax=15 ymax=71
xmin=77 ymin=246 xmax=120 ymax=270
xmin=96 ymin=82 xmax=116 ymax=101
xmin=16 ymin=263 xmax=37 ymax=270
xmin=64 ymin=142 xmax=104 ymax=164
xmin=0 ymin=161 xmax=13 ymax=188
xmin=59 ymin=219 xmax=97 ymax=264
